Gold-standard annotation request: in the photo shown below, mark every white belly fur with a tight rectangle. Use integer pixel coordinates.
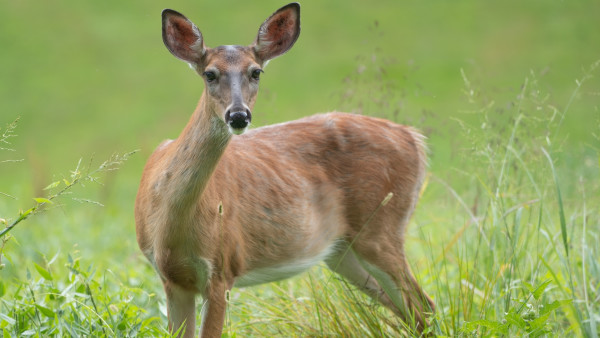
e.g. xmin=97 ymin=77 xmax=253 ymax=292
xmin=234 ymin=242 xmax=338 ymax=287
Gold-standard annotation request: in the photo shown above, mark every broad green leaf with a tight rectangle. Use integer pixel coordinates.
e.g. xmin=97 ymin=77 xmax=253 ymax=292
xmin=19 ymin=207 xmax=35 ymax=219
xmin=505 ymin=309 xmax=527 ymax=329
xmin=117 ymin=321 xmax=127 ymax=330
xmin=35 ymin=304 xmax=56 ymax=318
xmin=43 ymin=181 xmax=61 ymax=190
xmin=464 ymin=319 xmax=501 ymax=331
xmin=34 ymin=262 xmax=53 ymax=281
xmin=33 ymin=197 xmax=53 ymax=205
xmin=528 ymin=312 xmax=551 ymax=333
xmin=0 ymin=313 xmax=16 ymax=325
xmin=0 ymin=281 xmax=4 ymax=297
xmin=540 ymin=299 xmax=571 ymax=316
xmin=532 ymin=280 xmax=552 ymax=300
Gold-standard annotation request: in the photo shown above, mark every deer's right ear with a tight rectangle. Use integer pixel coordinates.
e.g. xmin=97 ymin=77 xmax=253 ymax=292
xmin=162 ymin=9 xmax=205 ymax=63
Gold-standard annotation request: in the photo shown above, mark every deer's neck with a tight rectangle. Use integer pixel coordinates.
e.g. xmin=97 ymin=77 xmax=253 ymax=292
xmin=163 ymin=93 xmax=231 ymax=217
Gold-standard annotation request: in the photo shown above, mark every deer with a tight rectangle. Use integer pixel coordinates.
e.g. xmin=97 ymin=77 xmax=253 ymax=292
xmin=135 ymin=3 xmax=435 ymax=337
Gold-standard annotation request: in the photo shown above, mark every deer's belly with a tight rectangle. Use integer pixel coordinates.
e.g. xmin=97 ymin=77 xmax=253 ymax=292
xmin=234 ymin=242 xmax=338 ymax=287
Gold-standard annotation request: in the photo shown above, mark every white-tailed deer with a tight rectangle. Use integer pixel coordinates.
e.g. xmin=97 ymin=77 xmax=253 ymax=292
xmin=135 ymin=3 xmax=434 ymax=337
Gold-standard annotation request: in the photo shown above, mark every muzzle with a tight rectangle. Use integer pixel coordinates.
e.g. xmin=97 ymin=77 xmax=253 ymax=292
xmin=225 ymin=109 xmax=252 ymax=134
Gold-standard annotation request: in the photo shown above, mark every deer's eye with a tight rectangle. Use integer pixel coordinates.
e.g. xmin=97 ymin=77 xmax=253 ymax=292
xmin=203 ymin=71 xmax=217 ymax=82
xmin=251 ymin=69 xmax=263 ymax=80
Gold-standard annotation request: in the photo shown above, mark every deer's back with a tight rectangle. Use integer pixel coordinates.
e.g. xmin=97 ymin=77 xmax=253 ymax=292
xmin=225 ymin=112 xmax=427 ymax=198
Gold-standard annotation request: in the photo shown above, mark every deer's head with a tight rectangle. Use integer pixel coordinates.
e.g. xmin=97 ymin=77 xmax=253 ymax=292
xmin=162 ymin=3 xmax=301 ymax=135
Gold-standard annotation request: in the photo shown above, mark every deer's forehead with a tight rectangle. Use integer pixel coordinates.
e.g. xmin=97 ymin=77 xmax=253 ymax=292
xmin=204 ymin=45 xmax=258 ymax=72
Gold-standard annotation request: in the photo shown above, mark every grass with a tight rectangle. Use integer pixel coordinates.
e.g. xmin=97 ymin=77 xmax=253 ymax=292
xmin=1 ymin=1 xmax=599 ymax=336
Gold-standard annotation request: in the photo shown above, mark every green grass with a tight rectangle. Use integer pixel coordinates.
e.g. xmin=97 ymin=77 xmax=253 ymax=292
xmin=1 ymin=0 xmax=599 ymax=336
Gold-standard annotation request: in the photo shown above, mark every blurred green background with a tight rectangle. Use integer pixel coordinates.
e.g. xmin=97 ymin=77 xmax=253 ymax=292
xmin=1 ymin=0 xmax=598 ymax=277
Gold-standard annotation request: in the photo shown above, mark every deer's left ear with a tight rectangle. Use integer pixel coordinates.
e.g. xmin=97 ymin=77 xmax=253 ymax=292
xmin=253 ymin=3 xmax=301 ymax=63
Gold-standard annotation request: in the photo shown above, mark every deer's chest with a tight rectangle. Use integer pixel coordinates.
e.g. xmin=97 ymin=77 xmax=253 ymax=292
xmin=152 ymin=248 xmax=213 ymax=292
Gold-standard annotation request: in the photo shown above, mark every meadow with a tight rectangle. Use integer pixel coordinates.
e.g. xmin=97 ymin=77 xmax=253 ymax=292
xmin=1 ymin=0 xmax=599 ymax=336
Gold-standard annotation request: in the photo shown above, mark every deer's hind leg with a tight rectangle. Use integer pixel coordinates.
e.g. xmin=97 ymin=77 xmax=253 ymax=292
xmin=349 ymin=231 xmax=435 ymax=334
xmin=326 ymin=241 xmax=434 ymax=332
xmin=326 ymin=244 xmax=391 ymax=307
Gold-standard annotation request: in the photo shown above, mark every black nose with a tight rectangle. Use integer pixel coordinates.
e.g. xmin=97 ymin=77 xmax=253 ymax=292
xmin=225 ymin=110 xmax=251 ymax=130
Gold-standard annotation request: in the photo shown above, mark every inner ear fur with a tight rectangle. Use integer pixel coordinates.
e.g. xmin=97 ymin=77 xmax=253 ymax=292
xmin=253 ymin=3 xmax=301 ymax=63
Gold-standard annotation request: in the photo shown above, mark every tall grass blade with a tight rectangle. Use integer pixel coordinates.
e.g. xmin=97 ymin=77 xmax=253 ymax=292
xmin=541 ymin=147 xmax=568 ymax=257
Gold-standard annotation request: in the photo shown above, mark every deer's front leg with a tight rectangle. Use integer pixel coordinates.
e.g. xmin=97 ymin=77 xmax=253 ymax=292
xmin=199 ymin=279 xmax=232 ymax=338
xmin=165 ymin=282 xmax=197 ymax=338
